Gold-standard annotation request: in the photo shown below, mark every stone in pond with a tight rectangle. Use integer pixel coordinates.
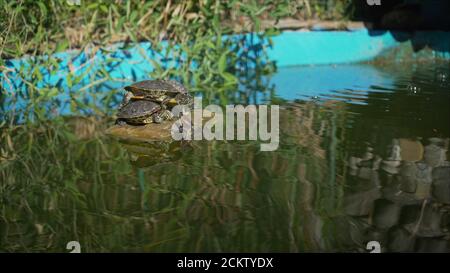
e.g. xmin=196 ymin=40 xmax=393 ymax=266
xmin=361 ymin=147 xmax=374 ymax=161
xmin=399 ymin=204 xmax=421 ymax=225
xmin=344 ymin=188 xmax=381 ymax=216
xmin=414 ymin=237 xmax=449 ymax=252
xmin=348 ymin=156 xmax=361 ymax=176
xmin=432 ymin=166 xmax=450 ymax=204
xmin=372 ymin=199 xmax=402 ymax=229
xmin=387 ymin=139 xmax=402 ymax=161
xmin=106 ymin=121 xmax=174 ymax=142
xmin=382 ymin=187 xmax=422 ymax=206
xmin=388 ymin=227 xmax=416 ymax=252
xmin=399 ymin=162 xmax=417 ymax=193
xmin=357 ymin=166 xmax=373 ymax=180
xmin=399 ymin=138 xmax=423 ymax=162
xmin=424 ymin=139 xmax=447 ymax=167
xmin=381 ymin=160 xmax=401 ymax=175
xmin=380 ymin=140 xmax=402 ymax=174
xmin=414 ymin=162 xmax=433 ymax=199
xmin=372 ymin=156 xmax=382 ymax=171
xmin=107 ymin=109 xmax=212 ymax=143
xmin=404 ymin=203 xmax=445 ymax=237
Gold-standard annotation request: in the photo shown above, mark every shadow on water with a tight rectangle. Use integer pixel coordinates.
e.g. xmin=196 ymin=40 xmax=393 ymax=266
xmin=349 ymin=0 xmax=450 ymax=55
xmin=1 ymin=61 xmax=449 ymax=252
xmin=350 ymin=0 xmax=450 ymax=31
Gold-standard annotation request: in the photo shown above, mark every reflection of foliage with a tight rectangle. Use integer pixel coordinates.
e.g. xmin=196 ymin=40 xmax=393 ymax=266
xmin=0 ymin=101 xmax=350 ymax=252
xmin=0 ymin=120 xmax=131 ymax=251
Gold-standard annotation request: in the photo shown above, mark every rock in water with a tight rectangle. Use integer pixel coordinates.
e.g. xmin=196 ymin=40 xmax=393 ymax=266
xmin=388 ymin=227 xmax=415 ymax=252
xmin=414 ymin=162 xmax=433 ymax=199
xmin=381 ymin=160 xmax=401 ymax=175
xmin=106 ymin=121 xmax=174 ymax=142
xmin=432 ymin=166 xmax=450 ymax=204
xmin=399 ymin=162 xmax=418 ymax=193
xmin=107 ymin=109 xmax=212 ymax=143
xmin=382 ymin=139 xmax=402 ymax=174
xmin=404 ymin=204 xmax=445 ymax=237
xmin=424 ymin=140 xmax=447 ymax=167
xmin=372 ymin=199 xmax=402 ymax=229
xmin=344 ymin=188 xmax=381 ymax=216
xmin=414 ymin=237 xmax=449 ymax=253
xmin=399 ymin=138 xmax=423 ymax=162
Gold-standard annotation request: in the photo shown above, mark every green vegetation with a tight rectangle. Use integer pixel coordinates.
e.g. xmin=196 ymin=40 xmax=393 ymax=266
xmin=0 ymin=1 xmax=355 ymax=252
xmin=0 ymin=103 xmax=352 ymax=252
xmin=1 ymin=1 xmax=353 ymax=124
xmin=1 ymin=0 xmax=352 ymax=106
xmin=1 ymin=0 xmax=449 ymax=253
xmin=0 ymin=0 xmax=351 ymax=58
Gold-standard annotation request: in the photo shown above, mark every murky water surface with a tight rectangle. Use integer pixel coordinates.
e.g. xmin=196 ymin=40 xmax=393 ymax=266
xmin=1 ymin=62 xmax=449 ymax=252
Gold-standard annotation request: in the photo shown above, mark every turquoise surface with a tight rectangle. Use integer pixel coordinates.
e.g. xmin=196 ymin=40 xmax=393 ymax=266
xmin=2 ymin=29 xmax=450 ymax=92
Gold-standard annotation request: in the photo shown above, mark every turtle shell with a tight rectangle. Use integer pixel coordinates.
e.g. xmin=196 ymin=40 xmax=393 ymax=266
xmin=124 ymin=79 xmax=188 ymax=96
xmin=117 ymin=100 xmax=161 ymax=120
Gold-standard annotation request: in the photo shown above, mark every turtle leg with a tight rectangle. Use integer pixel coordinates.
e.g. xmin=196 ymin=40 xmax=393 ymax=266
xmin=115 ymin=119 xmax=128 ymax=126
xmin=159 ymin=96 xmax=173 ymax=110
xmin=142 ymin=116 xmax=154 ymax=124
xmin=153 ymin=114 xmax=163 ymax=124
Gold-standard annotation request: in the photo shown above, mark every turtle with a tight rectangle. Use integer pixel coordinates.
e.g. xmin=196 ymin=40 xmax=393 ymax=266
xmin=121 ymin=79 xmax=193 ymax=110
xmin=116 ymin=99 xmax=173 ymax=125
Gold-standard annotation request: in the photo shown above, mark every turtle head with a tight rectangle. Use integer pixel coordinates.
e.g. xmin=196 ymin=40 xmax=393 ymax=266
xmin=175 ymin=93 xmax=194 ymax=107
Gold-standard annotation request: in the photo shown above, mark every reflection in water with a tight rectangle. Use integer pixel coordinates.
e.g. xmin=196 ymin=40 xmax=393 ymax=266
xmin=0 ymin=62 xmax=449 ymax=252
xmin=346 ymin=137 xmax=449 ymax=252
xmin=340 ymin=63 xmax=450 ymax=252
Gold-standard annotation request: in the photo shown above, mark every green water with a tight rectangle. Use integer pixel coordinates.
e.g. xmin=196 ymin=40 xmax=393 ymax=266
xmin=1 ymin=62 xmax=449 ymax=252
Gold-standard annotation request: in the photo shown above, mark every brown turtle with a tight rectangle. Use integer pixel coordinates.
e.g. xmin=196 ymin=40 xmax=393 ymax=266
xmin=121 ymin=79 xmax=193 ymax=109
xmin=116 ymin=99 xmax=173 ymax=125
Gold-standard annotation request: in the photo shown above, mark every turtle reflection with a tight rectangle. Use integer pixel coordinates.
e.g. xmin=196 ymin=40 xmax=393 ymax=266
xmin=119 ymin=139 xmax=186 ymax=168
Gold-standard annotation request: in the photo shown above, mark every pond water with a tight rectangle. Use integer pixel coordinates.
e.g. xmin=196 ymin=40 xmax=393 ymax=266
xmin=1 ymin=61 xmax=449 ymax=252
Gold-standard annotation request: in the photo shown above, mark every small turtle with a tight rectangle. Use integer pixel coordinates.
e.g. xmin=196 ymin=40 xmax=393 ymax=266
xmin=121 ymin=79 xmax=193 ymax=110
xmin=116 ymin=100 xmax=173 ymax=125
